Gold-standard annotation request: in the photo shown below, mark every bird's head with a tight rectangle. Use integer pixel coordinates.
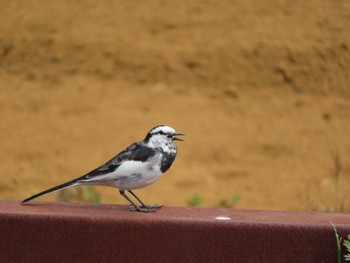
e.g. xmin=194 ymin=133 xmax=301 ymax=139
xmin=145 ymin=125 xmax=184 ymax=145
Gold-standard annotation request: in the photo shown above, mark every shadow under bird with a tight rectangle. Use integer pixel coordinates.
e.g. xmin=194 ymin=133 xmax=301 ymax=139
xmin=22 ymin=125 xmax=184 ymax=212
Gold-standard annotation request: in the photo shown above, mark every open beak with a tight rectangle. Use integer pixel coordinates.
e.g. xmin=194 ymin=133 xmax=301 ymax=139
xmin=172 ymin=133 xmax=185 ymax=141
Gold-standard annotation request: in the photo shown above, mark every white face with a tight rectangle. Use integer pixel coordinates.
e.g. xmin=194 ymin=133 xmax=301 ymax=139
xmin=146 ymin=125 xmax=184 ymax=149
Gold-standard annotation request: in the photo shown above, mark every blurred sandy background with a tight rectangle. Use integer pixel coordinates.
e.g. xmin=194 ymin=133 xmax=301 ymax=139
xmin=0 ymin=0 xmax=349 ymax=212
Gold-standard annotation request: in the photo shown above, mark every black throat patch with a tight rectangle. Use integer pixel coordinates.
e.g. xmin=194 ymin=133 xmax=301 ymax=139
xmin=160 ymin=151 xmax=177 ymax=173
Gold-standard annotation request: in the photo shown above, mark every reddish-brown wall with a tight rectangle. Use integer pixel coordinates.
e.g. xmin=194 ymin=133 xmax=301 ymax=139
xmin=0 ymin=201 xmax=349 ymax=262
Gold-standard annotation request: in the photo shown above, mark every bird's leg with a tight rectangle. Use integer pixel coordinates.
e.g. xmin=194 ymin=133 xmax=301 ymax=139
xmin=119 ymin=190 xmax=157 ymax=212
xmin=127 ymin=190 xmax=163 ymax=210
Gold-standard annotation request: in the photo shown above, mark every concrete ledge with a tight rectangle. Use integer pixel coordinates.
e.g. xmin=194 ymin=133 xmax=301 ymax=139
xmin=0 ymin=200 xmax=349 ymax=262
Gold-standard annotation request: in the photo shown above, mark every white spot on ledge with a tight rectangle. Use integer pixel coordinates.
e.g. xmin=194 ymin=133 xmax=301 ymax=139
xmin=215 ymin=216 xmax=231 ymax=220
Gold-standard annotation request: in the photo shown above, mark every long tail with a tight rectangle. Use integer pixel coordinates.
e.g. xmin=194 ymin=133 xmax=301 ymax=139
xmin=21 ymin=178 xmax=80 ymax=204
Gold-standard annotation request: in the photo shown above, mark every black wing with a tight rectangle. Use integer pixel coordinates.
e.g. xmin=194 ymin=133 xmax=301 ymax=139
xmin=83 ymin=141 xmax=156 ymax=179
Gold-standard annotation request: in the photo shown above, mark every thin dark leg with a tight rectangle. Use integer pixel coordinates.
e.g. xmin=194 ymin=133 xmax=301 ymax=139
xmin=128 ymin=190 xmax=163 ymax=209
xmin=119 ymin=190 xmax=156 ymax=213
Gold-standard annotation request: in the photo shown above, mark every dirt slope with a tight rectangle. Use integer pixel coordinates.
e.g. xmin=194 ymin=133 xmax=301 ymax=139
xmin=1 ymin=0 xmax=349 ymax=211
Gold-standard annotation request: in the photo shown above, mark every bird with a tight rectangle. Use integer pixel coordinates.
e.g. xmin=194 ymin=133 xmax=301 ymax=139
xmin=21 ymin=125 xmax=184 ymax=212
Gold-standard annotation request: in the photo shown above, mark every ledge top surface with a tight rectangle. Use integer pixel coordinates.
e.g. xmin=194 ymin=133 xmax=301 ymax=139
xmin=1 ymin=200 xmax=349 ymax=226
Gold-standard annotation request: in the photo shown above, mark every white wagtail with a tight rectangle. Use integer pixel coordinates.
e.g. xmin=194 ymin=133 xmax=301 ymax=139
xmin=22 ymin=125 xmax=184 ymax=212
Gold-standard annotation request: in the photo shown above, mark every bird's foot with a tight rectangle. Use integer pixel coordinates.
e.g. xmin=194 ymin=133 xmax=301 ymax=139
xmin=141 ymin=204 xmax=164 ymax=210
xmin=128 ymin=204 xmax=163 ymax=213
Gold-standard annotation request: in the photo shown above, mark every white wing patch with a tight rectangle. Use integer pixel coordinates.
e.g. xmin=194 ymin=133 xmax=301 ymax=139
xmin=85 ymin=161 xmax=148 ymax=181
xmin=80 ymin=159 xmax=163 ymax=190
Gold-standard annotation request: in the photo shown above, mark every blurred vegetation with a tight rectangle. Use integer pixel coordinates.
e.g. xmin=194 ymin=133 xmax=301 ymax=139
xmin=187 ymin=194 xmax=203 ymax=207
xmin=218 ymin=194 xmax=240 ymax=208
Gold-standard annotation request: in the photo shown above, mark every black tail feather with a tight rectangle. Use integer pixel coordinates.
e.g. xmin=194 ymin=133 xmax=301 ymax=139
xmin=21 ymin=179 xmax=79 ymax=204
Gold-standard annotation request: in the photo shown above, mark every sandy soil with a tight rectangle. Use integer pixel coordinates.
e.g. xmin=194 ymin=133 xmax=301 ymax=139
xmin=1 ymin=0 xmax=350 ymax=212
